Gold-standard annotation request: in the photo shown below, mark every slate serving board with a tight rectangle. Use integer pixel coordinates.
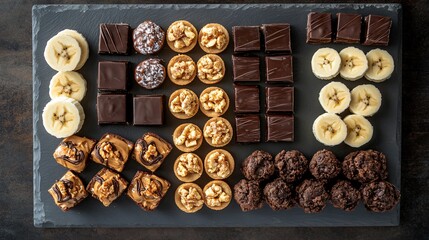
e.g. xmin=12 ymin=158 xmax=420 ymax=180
xmin=33 ymin=4 xmax=402 ymax=227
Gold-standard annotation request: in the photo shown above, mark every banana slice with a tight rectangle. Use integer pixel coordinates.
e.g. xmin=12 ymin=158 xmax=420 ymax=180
xmin=365 ymin=49 xmax=394 ymax=82
xmin=42 ymin=97 xmax=85 ymax=138
xmin=339 ymin=47 xmax=368 ymax=81
xmin=343 ymin=114 xmax=373 ymax=148
xmin=44 ymin=34 xmax=82 ymax=72
xmin=312 ymin=113 xmax=347 ymax=146
xmin=311 ymin=48 xmax=341 ymax=80
xmin=319 ymin=81 xmax=351 ymax=114
xmin=49 ymin=71 xmax=87 ymax=102
xmin=57 ymin=29 xmax=89 ymax=70
xmin=349 ymin=84 xmax=382 ymax=116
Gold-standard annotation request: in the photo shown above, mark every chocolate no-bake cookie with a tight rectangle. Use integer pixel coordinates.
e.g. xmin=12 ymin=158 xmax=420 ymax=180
xmin=134 ymin=58 xmax=166 ymax=89
xmin=361 ymin=180 xmax=400 ymax=212
xmin=309 ymin=149 xmax=341 ymax=180
xmin=263 ymin=178 xmax=295 ymax=211
xmin=342 ymin=150 xmax=388 ymax=183
xmin=133 ymin=20 xmax=165 ymax=55
xmin=241 ymin=150 xmax=274 ymax=181
xmin=296 ymin=179 xmax=329 ymax=213
xmin=274 ymin=150 xmax=308 ymax=183
xmin=330 ymin=180 xmax=360 ymax=211
xmin=234 ymin=179 xmax=263 ymax=212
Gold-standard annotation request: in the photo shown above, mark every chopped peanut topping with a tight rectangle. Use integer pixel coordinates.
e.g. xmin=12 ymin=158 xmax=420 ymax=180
xmin=200 ymin=89 xmax=227 ymax=113
xmin=168 ymin=21 xmax=196 ymax=49
xmin=177 ymin=153 xmax=201 ymax=177
xmin=204 ymin=119 xmax=231 ymax=145
xmin=207 ymin=151 xmax=230 ymax=178
xmin=197 ymin=55 xmax=224 ymax=81
xmin=178 ymin=186 xmax=204 ymax=210
xmin=200 ymin=25 xmax=227 ymax=50
xmin=204 ymin=183 xmax=230 ymax=207
xmin=170 ymin=90 xmax=198 ymax=116
xmin=175 ymin=124 xmax=202 ymax=148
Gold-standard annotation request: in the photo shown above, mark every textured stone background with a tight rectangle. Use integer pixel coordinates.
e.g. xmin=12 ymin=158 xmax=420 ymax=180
xmin=0 ymin=0 xmax=428 ymax=239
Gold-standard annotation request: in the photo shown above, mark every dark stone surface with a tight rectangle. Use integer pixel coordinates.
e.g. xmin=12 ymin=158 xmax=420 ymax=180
xmin=0 ymin=0 xmax=428 ymax=239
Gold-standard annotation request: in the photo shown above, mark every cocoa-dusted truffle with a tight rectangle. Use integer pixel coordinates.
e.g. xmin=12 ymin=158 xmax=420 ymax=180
xmin=330 ymin=180 xmax=360 ymax=211
xmin=263 ymin=178 xmax=294 ymax=210
xmin=241 ymin=150 xmax=274 ymax=181
xmin=234 ymin=179 xmax=263 ymax=212
xmin=274 ymin=150 xmax=308 ymax=183
xmin=342 ymin=150 xmax=388 ymax=183
xmin=309 ymin=149 xmax=340 ymax=180
xmin=361 ymin=180 xmax=400 ymax=212
xmin=296 ymin=179 xmax=329 ymax=213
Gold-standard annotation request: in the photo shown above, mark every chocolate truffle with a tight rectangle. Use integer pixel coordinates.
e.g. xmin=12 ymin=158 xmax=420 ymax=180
xmin=234 ymin=85 xmax=260 ymax=113
xmin=133 ymin=20 xmax=165 ymax=54
xmin=91 ymin=133 xmax=134 ymax=172
xmin=262 ymin=23 xmax=291 ymax=52
xmin=133 ymin=95 xmax=164 ymax=126
xmin=241 ymin=150 xmax=274 ymax=181
xmin=48 ymin=171 xmax=88 ymax=211
xmin=296 ymin=179 xmax=329 ymax=213
xmin=87 ymin=168 xmax=128 ymax=207
xmin=275 ymin=150 xmax=308 ymax=183
xmin=266 ymin=114 xmax=294 ymax=142
xmin=361 ymin=180 xmax=400 ymax=212
xmin=53 ymin=135 xmax=96 ymax=173
xmin=97 ymin=94 xmax=127 ymax=124
xmin=235 ymin=114 xmax=260 ymax=143
xmin=309 ymin=149 xmax=341 ymax=180
xmin=265 ymin=55 xmax=293 ymax=83
xmin=232 ymin=56 xmax=260 ymax=82
xmin=98 ymin=61 xmax=128 ymax=91
xmin=335 ymin=13 xmax=362 ymax=44
xmin=134 ymin=58 xmax=166 ymax=89
xmin=234 ymin=179 xmax=263 ymax=212
xmin=263 ymin=178 xmax=295 ymax=210
xmin=265 ymin=86 xmax=294 ymax=113
xmin=342 ymin=150 xmax=388 ymax=183
xmin=232 ymin=26 xmax=261 ymax=52
xmin=133 ymin=132 xmax=172 ymax=172
xmin=330 ymin=180 xmax=360 ymax=211
xmin=363 ymin=15 xmax=392 ymax=46
xmin=99 ymin=23 xmax=130 ymax=55
xmin=306 ymin=12 xmax=332 ymax=44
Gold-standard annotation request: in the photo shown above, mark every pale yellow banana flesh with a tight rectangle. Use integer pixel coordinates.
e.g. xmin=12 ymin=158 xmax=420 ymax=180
xmin=311 ymin=48 xmax=341 ymax=80
xmin=339 ymin=47 xmax=368 ymax=81
xmin=313 ymin=113 xmax=347 ymax=146
xmin=44 ymin=34 xmax=82 ymax=72
xmin=344 ymin=114 xmax=373 ymax=148
xmin=319 ymin=82 xmax=351 ymax=114
xmin=365 ymin=48 xmax=394 ymax=82
xmin=57 ymin=29 xmax=89 ymax=70
xmin=349 ymin=84 xmax=382 ymax=116
xmin=49 ymin=71 xmax=87 ymax=102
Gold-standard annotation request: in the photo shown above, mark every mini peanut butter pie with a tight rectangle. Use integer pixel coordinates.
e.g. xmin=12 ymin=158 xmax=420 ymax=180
xmin=48 ymin=171 xmax=88 ymax=211
xmin=173 ymin=123 xmax=203 ymax=152
xmin=169 ymin=88 xmax=199 ymax=119
xmin=204 ymin=149 xmax=234 ymax=180
xmin=197 ymin=54 xmax=225 ymax=84
xmin=127 ymin=171 xmax=170 ymax=211
xmin=203 ymin=180 xmax=232 ymax=210
xmin=167 ymin=55 xmax=197 ymax=85
xmin=167 ymin=20 xmax=198 ymax=53
xmin=199 ymin=87 xmax=229 ymax=117
xmin=198 ymin=23 xmax=229 ymax=54
xmin=86 ymin=168 xmax=128 ymax=207
xmin=53 ymin=135 xmax=96 ymax=172
xmin=174 ymin=153 xmax=203 ymax=182
xmin=203 ymin=117 xmax=233 ymax=147
xmin=91 ymin=133 xmax=134 ymax=172
xmin=175 ymin=183 xmax=204 ymax=213
xmin=133 ymin=133 xmax=172 ymax=172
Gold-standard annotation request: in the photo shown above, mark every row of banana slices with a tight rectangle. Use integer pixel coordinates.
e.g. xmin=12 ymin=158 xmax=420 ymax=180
xmin=42 ymin=29 xmax=89 ymax=138
xmin=311 ymin=47 xmax=394 ymax=82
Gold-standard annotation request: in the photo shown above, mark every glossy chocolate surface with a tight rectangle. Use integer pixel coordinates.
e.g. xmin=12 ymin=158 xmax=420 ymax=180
xmin=232 ymin=55 xmax=260 ymax=82
xmin=335 ymin=13 xmax=362 ymax=43
xmin=133 ymin=95 xmax=164 ymax=125
xmin=97 ymin=94 xmax=127 ymax=124
xmin=233 ymin=26 xmax=261 ymax=52
xmin=363 ymin=14 xmax=392 ymax=46
xmin=99 ymin=23 xmax=130 ymax=55
xmin=234 ymin=85 xmax=260 ymax=113
xmin=306 ymin=12 xmax=332 ymax=43
xmin=98 ymin=61 xmax=128 ymax=91
xmin=266 ymin=114 xmax=294 ymax=142
xmin=235 ymin=114 xmax=260 ymax=143
xmin=262 ymin=23 xmax=291 ymax=52
xmin=265 ymin=86 xmax=294 ymax=113
xmin=265 ymin=55 xmax=293 ymax=83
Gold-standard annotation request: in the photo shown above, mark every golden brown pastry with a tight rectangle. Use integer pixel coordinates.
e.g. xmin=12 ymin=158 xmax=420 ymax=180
xmin=169 ymin=88 xmax=199 ymax=119
xmin=203 ymin=180 xmax=232 ymax=210
xmin=167 ymin=55 xmax=197 ymax=85
xmin=197 ymin=54 xmax=225 ymax=84
xmin=199 ymin=87 xmax=229 ymax=117
xmin=203 ymin=117 xmax=233 ymax=147
xmin=174 ymin=153 xmax=203 ymax=182
xmin=175 ymin=183 xmax=204 ymax=213
xmin=173 ymin=123 xmax=203 ymax=152
xmin=167 ymin=20 xmax=198 ymax=53
xmin=204 ymin=149 xmax=234 ymax=180
xmin=198 ymin=23 xmax=229 ymax=54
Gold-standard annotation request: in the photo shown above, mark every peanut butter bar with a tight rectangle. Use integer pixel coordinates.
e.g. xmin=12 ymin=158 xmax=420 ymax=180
xmin=53 ymin=135 xmax=96 ymax=172
xmin=133 ymin=133 xmax=172 ymax=172
xmin=48 ymin=171 xmax=88 ymax=211
xmin=91 ymin=133 xmax=134 ymax=172
xmin=86 ymin=168 xmax=128 ymax=207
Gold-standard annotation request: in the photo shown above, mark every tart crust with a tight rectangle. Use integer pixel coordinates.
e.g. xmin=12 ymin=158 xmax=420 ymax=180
xmin=203 ymin=180 xmax=232 ymax=210
xmin=203 ymin=117 xmax=233 ymax=147
xmin=167 ymin=20 xmax=198 ymax=53
xmin=199 ymin=87 xmax=229 ymax=117
xmin=175 ymin=183 xmax=204 ymax=213
xmin=198 ymin=23 xmax=229 ymax=54
xmin=172 ymin=123 xmax=203 ymax=152
xmin=204 ymin=149 xmax=234 ymax=180
xmin=168 ymin=88 xmax=199 ymax=119
xmin=197 ymin=54 xmax=226 ymax=84
xmin=174 ymin=153 xmax=203 ymax=182
xmin=167 ymin=55 xmax=197 ymax=85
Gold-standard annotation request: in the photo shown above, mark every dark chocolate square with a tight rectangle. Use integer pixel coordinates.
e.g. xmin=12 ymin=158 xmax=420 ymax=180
xmin=265 ymin=55 xmax=293 ymax=83
xmin=232 ymin=55 xmax=260 ymax=82
xmin=233 ymin=26 xmax=261 ymax=52
xmin=262 ymin=23 xmax=291 ymax=52
xmin=363 ymin=15 xmax=392 ymax=46
xmin=235 ymin=114 xmax=260 ymax=143
xmin=265 ymin=87 xmax=294 ymax=113
xmin=99 ymin=23 xmax=130 ymax=55
xmin=234 ymin=85 xmax=260 ymax=113
xmin=266 ymin=114 xmax=294 ymax=142
xmin=98 ymin=61 xmax=128 ymax=91
xmin=97 ymin=94 xmax=127 ymax=124
xmin=306 ymin=12 xmax=332 ymax=44
xmin=335 ymin=13 xmax=362 ymax=44
xmin=133 ymin=95 xmax=164 ymax=125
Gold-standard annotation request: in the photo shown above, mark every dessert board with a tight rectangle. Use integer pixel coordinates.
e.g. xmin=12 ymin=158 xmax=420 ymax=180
xmin=33 ymin=4 xmax=402 ymax=227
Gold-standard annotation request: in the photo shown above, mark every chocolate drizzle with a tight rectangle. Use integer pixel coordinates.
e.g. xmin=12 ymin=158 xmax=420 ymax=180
xmin=136 ymin=178 xmax=163 ymax=199
xmin=95 ymin=141 xmax=124 ymax=165
xmin=364 ymin=15 xmax=392 ymax=46
xmin=233 ymin=26 xmax=261 ymax=52
xmin=99 ymin=23 xmax=129 ymax=54
xmin=234 ymin=85 xmax=260 ymax=113
xmin=232 ymin=56 xmax=260 ymax=82
xmin=58 ymin=141 xmax=85 ymax=165
xmin=52 ymin=179 xmax=74 ymax=203
xmin=306 ymin=12 xmax=332 ymax=43
xmin=263 ymin=24 xmax=291 ymax=52
xmin=335 ymin=13 xmax=362 ymax=44
xmin=137 ymin=139 xmax=163 ymax=166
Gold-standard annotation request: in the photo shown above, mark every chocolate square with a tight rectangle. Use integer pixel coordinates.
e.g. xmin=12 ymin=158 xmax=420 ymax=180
xmin=363 ymin=15 xmax=392 ymax=46
xmin=233 ymin=26 xmax=261 ymax=52
xmin=91 ymin=133 xmax=134 ymax=172
xmin=306 ymin=12 xmax=332 ymax=44
xmin=133 ymin=133 xmax=172 ymax=172
xmin=87 ymin=168 xmax=128 ymax=207
xmin=53 ymin=135 xmax=96 ymax=173
xmin=266 ymin=114 xmax=294 ymax=142
xmin=48 ymin=171 xmax=88 ymax=211
xmin=265 ymin=87 xmax=294 ymax=113
xmin=99 ymin=23 xmax=130 ymax=55
xmin=98 ymin=61 xmax=128 ymax=91
xmin=97 ymin=94 xmax=127 ymax=124
xmin=234 ymin=85 xmax=260 ymax=113
xmin=232 ymin=55 xmax=260 ymax=82
xmin=235 ymin=114 xmax=260 ymax=143
xmin=133 ymin=95 xmax=164 ymax=125
xmin=335 ymin=13 xmax=362 ymax=44
xmin=265 ymin=55 xmax=293 ymax=83
xmin=262 ymin=23 xmax=291 ymax=52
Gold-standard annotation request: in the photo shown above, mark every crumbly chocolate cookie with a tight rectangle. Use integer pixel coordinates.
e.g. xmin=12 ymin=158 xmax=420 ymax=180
xmin=241 ymin=150 xmax=274 ymax=181
xmin=234 ymin=179 xmax=263 ymax=212
xmin=330 ymin=180 xmax=360 ymax=211
xmin=361 ymin=180 xmax=400 ymax=212
xmin=275 ymin=150 xmax=308 ymax=183
xmin=134 ymin=58 xmax=166 ymax=89
xmin=296 ymin=179 xmax=329 ymax=213
xmin=309 ymin=149 xmax=341 ymax=180
xmin=342 ymin=150 xmax=388 ymax=183
xmin=263 ymin=178 xmax=294 ymax=210
xmin=133 ymin=21 xmax=165 ymax=55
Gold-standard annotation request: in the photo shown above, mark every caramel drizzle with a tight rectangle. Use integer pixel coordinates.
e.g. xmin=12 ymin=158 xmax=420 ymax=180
xmin=138 ymin=140 xmax=163 ymax=166
xmin=308 ymin=13 xmax=332 ymax=38
xmin=100 ymin=24 xmax=122 ymax=53
xmin=58 ymin=141 xmax=85 ymax=165
xmin=135 ymin=177 xmax=163 ymax=200
xmin=52 ymin=179 xmax=74 ymax=203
